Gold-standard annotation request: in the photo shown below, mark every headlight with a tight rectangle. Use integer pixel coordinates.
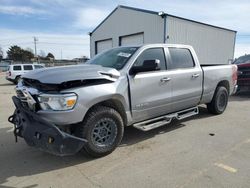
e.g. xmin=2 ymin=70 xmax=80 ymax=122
xmin=38 ymin=93 xmax=77 ymax=111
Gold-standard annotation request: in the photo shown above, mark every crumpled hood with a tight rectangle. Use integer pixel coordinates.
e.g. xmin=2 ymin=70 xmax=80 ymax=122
xmin=22 ymin=64 xmax=120 ymax=84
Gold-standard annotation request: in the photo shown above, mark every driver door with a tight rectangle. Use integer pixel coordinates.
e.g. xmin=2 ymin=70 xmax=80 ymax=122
xmin=128 ymin=48 xmax=173 ymax=122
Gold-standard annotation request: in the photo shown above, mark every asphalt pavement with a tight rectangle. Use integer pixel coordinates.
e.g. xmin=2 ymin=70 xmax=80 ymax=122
xmin=0 ymin=73 xmax=249 ymax=188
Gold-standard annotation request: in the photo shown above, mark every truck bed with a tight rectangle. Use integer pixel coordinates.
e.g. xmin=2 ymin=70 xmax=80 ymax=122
xmin=200 ymin=64 xmax=234 ymax=104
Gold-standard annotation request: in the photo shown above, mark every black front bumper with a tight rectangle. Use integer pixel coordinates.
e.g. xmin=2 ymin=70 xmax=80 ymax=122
xmin=9 ymin=96 xmax=87 ymax=156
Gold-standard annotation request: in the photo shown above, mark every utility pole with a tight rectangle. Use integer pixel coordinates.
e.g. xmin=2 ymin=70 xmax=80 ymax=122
xmin=33 ymin=37 xmax=38 ymax=57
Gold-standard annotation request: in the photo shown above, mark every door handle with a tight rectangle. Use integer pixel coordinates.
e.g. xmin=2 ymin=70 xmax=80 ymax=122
xmin=192 ymin=74 xmax=200 ymax=78
xmin=160 ymin=77 xmax=171 ymax=82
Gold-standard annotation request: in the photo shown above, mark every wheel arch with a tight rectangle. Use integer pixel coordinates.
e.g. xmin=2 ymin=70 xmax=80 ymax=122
xmin=84 ymin=96 xmax=128 ymax=126
xmin=216 ymin=80 xmax=230 ymax=94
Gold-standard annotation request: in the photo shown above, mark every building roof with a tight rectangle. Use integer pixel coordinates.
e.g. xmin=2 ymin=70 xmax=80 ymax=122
xmin=91 ymin=5 xmax=237 ymax=34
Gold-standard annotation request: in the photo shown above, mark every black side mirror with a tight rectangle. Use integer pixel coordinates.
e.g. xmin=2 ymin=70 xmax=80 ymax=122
xmin=130 ymin=59 xmax=160 ymax=75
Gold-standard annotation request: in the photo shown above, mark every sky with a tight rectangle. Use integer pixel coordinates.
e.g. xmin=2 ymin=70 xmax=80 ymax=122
xmin=0 ymin=0 xmax=250 ymax=59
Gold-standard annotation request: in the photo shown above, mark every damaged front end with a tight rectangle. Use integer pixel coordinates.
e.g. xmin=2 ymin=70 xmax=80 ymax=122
xmin=8 ymin=64 xmax=120 ymax=156
xmin=8 ymin=96 xmax=87 ymax=156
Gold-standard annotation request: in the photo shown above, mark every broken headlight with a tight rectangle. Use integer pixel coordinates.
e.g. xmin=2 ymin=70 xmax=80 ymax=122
xmin=38 ymin=93 xmax=77 ymax=111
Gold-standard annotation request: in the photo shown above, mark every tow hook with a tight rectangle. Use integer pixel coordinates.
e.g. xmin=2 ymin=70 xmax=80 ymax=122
xmin=8 ymin=111 xmax=22 ymax=143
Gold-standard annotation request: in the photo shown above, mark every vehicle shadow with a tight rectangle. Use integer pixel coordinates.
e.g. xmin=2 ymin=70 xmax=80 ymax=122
xmin=121 ymin=120 xmax=186 ymax=147
xmin=0 ymin=127 xmax=92 ymax=188
xmin=229 ymin=91 xmax=250 ymax=102
xmin=0 ymin=83 xmax=14 ymax=86
xmin=121 ymin=106 xmax=212 ymax=147
xmin=0 ymin=107 xmax=214 ymax=187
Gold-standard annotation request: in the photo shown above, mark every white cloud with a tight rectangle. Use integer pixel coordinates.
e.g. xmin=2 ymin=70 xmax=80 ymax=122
xmin=0 ymin=5 xmax=48 ymax=16
xmin=0 ymin=29 xmax=90 ymax=59
xmin=235 ymin=43 xmax=250 ymax=58
xmin=74 ymin=8 xmax=110 ymax=29
xmin=1 ymin=1 xmax=250 ymax=59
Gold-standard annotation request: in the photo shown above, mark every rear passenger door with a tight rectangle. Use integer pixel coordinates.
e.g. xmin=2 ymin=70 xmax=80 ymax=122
xmin=168 ymin=47 xmax=202 ymax=112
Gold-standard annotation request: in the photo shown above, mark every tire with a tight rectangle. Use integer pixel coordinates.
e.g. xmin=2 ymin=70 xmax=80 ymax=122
xmin=14 ymin=76 xmax=21 ymax=85
xmin=235 ymin=87 xmax=241 ymax=95
xmin=75 ymin=106 xmax=124 ymax=157
xmin=207 ymin=86 xmax=229 ymax=115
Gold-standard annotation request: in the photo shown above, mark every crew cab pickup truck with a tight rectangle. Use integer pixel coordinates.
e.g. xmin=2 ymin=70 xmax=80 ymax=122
xmin=8 ymin=44 xmax=238 ymax=157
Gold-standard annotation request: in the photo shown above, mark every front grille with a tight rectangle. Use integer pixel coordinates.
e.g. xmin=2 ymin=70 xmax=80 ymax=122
xmin=16 ymin=90 xmax=29 ymax=109
xmin=238 ymin=67 xmax=250 ymax=79
xmin=237 ymin=80 xmax=250 ymax=86
xmin=16 ymin=90 xmax=25 ymax=99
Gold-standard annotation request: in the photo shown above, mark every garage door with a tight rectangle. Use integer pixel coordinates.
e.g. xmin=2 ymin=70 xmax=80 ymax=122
xmin=120 ymin=33 xmax=144 ymax=46
xmin=96 ymin=39 xmax=112 ymax=54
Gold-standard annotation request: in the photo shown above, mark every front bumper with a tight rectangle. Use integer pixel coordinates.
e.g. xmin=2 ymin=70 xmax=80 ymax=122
xmin=8 ymin=96 xmax=87 ymax=156
xmin=6 ymin=76 xmax=15 ymax=83
xmin=232 ymin=84 xmax=238 ymax=94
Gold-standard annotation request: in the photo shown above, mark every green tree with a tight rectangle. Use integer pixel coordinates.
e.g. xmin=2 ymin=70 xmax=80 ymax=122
xmin=7 ymin=45 xmax=23 ymax=61
xmin=22 ymin=49 xmax=34 ymax=61
xmin=7 ymin=45 xmax=34 ymax=62
xmin=46 ymin=52 xmax=55 ymax=59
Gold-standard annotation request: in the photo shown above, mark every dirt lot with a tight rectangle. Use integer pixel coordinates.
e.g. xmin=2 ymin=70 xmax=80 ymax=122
xmin=0 ymin=73 xmax=250 ymax=188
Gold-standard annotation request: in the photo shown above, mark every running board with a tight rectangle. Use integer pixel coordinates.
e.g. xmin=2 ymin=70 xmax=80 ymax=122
xmin=133 ymin=107 xmax=199 ymax=131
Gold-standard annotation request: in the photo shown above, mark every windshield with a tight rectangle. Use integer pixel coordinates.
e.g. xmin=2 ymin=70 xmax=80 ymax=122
xmin=234 ymin=55 xmax=250 ymax=65
xmin=87 ymin=47 xmax=139 ymax=70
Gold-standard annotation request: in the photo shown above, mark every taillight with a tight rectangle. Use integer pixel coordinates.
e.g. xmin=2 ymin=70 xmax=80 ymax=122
xmin=9 ymin=71 xmax=11 ymax=76
xmin=232 ymin=65 xmax=237 ymax=85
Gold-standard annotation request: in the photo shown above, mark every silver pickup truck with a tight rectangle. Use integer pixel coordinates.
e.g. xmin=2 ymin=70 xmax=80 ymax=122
xmin=8 ymin=44 xmax=238 ymax=157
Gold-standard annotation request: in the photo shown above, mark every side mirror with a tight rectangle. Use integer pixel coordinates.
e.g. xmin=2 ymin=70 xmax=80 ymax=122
xmin=130 ymin=59 xmax=160 ymax=75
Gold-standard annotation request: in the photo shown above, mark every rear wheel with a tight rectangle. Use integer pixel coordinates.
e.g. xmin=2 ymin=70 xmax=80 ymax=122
xmin=207 ymin=86 xmax=228 ymax=115
xmin=75 ymin=106 xmax=124 ymax=157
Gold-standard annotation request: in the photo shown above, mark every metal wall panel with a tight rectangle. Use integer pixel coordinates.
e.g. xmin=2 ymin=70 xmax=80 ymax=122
xmin=90 ymin=7 xmax=164 ymax=57
xmin=120 ymin=33 xmax=144 ymax=46
xmin=166 ymin=16 xmax=236 ymax=65
xmin=96 ymin=39 xmax=113 ymax=54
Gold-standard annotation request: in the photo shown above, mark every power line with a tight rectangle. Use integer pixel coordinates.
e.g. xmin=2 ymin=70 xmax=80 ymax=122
xmin=0 ymin=41 xmax=88 ymax=45
xmin=38 ymin=42 xmax=88 ymax=45
xmin=0 ymin=36 xmax=31 ymax=42
xmin=0 ymin=36 xmax=89 ymax=42
xmin=0 ymin=42 xmax=34 ymax=47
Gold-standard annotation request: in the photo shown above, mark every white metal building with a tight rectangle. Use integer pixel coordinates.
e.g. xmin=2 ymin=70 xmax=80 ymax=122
xmin=90 ymin=5 xmax=236 ymax=65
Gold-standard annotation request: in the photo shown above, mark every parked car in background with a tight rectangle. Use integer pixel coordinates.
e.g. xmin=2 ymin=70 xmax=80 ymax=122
xmin=6 ymin=64 xmax=45 ymax=84
xmin=233 ymin=55 xmax=250 ymax=92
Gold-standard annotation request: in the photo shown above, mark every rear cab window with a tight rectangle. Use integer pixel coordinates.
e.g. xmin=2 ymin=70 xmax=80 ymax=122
xmin=23 ymin=65 xmax=33 ymax=70
xmin=13 ymin=65 xmax=22 ymax=71
xmin=168 ymin=48 xmax=195 ymax=69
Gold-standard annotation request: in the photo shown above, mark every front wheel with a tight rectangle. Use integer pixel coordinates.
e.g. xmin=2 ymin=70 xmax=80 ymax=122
xmin=75 ymin=106 xmax=124 ymax=157
xmin=14 ymin=76 xmax=21 ymax=85
xmin=207 ymin=86 xmax=229 ymax=115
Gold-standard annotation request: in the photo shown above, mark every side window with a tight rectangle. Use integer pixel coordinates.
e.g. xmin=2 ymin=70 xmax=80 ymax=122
xmin=168 ymin=48 xmax=195 ymax=69
xmin=13 ymin=66 xmax=22 ymax=71
xmin=133 ymin=48 xmax=166 ymax=70
xmin=34 ymin=65 xmax=44 ymax=69
xmin=23 ymin=65 xmax=33 ymax=70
